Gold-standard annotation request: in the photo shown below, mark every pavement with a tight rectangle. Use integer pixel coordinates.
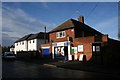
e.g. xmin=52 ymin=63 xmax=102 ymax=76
xmin=16 ymin=58 xmax=120 ymax=76
xmin=47 ymin=60 xmax=120 ymax=76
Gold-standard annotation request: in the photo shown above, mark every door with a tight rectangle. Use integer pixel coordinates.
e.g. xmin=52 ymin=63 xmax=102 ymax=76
xmin=92 ymin=43 xmax=102 ymax=64
xmin=42 ymin=48 xmax=50 ymax=57
xmin=64 ymin=46 xmax=68 ymax=60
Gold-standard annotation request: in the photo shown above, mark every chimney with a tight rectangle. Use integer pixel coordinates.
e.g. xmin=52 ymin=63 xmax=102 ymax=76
xmin=78 ymin=16 xmax=84 ymax=23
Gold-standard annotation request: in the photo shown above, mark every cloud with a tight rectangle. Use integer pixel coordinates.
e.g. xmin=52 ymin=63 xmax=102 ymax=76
xmin=94 ymin=16 xmax=118 ymax=40
xmin=2 ymin=33 xmax=19 ymax=46
xmin=42 ymin=2 xmax=48 ymax=8
xmin=2 ymin=5 xmax=54 ymax=46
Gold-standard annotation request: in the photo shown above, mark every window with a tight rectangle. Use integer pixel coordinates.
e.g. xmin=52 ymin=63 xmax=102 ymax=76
xmin=29 ymin=41 xmax=31 ymax=43
xmin=96 ymin=46 xmax=100 ymax=52
xmin=56 ymin=31 xmax=66 ymax=38
xmin=33 ymin=40 xmax=34 ymax=43
xmin=93 ymin=45 xmax=100 ymax=52
xmin=22 ymin=42 xmax=24 ymax=45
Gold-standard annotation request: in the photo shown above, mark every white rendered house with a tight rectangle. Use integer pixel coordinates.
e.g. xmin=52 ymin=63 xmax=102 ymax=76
xmin=14 ymin=34 xmax=32 ymax=54
xmin=10 ymin=45 xmax=15 ymax=52
xmin=14 ymin=32 xmax=49 ymax=54
xmin=27 ymin=32 xmax=49 ymax=52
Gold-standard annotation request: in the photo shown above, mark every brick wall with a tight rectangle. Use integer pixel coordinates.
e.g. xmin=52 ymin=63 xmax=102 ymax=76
xmin=49 ymin=28 xmax=75 ymax=42
xmin=73 ymin=36 xmax=95 ymax=61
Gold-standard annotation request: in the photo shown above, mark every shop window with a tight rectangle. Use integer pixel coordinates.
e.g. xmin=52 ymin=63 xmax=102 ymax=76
xmin=55 ymin=46 xmax=64 ymax=57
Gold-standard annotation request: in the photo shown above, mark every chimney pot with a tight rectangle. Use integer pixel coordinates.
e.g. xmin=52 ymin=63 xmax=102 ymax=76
xmin=78 ymin=16 xmax=84 ymax=23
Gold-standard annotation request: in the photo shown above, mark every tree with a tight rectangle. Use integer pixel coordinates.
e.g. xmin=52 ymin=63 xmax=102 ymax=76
xmin=2 ymin=46 xmax=10 ymax=53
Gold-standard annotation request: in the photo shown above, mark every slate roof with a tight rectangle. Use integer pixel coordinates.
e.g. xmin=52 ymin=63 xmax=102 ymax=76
xmin=15 ymin=32 xmax=49 ymax=43
xmin=15 ymin=34 xmax=33 ymax=43
xmin=49 ymin=18 xmax=102 ymax=35
xmin=27 ymin=32 xmax=49 ymax=40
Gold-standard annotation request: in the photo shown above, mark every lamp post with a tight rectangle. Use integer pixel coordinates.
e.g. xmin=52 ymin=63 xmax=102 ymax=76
xmin=44 ymin=26 xmax=46 ymax=44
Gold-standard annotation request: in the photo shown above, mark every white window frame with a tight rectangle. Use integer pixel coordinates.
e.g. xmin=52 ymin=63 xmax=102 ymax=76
xmin=56 ymin=31 xmax=66 ymax=38
xmin=96 ymin=46 xmax=100 ymax=52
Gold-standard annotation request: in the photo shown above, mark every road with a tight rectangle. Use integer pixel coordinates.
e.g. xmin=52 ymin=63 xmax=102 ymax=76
xmin=2 ymin=59 xmax=120 ymax=79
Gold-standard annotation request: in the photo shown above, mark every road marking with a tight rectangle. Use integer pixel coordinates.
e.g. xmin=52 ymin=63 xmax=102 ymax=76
xmin=43 ymin=64 xmax=57 ymax=67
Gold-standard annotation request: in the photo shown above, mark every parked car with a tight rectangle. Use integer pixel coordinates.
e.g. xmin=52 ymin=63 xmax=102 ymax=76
xmin=2 ymin=52 xmax=16 ymax=59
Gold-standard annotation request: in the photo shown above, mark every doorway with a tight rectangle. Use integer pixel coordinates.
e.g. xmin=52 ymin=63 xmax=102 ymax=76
xmin=64 ymin=46 xmax=68 ymax=60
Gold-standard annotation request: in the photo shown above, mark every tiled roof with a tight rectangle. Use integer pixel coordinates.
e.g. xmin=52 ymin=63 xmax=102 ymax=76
xmin=15 ymin=34 xmax=33 ymax=43
xmin=27 ymin=32 xmax=49 ymax=40
xmin=49 ymin=19 xmax=75 ymax=33
xmin=15 ymin=32 xmax=49 ymax=43
xmin=49 ymin=18 xmax=102 ymax=35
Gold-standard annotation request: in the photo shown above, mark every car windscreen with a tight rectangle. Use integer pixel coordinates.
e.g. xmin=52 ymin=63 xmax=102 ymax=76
xmin=6 ymin=54 xmax=14 ymax=56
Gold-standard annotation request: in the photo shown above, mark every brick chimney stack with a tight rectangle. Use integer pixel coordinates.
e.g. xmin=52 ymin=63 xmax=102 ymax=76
xmin=78 ymin=16 xmax=84 ymax=23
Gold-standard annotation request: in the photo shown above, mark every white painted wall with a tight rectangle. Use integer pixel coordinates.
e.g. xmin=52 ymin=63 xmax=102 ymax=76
xmin=28 ymin=39 xmax=49 ymax=51
xmin=68 ymin=45 xmax=72 ymax=60
xmin=28 ymin=39 xmax=37 ymax=51
xmin=14 ymin=38 xmax=49 ymax=54
xmin=14 ymin=40 xmax=28 ymax=52
xmin=10 ymin=47 xmax=14 ymax=52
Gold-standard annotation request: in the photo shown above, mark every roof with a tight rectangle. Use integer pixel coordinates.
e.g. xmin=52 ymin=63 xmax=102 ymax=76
xmin=15 ymin=34 xmax=33 ymax=43
xmin=27 ymin=32 xmax=49 ymax=40
xmin=49 ymin=19 xmax=74 ymax=33
xmin=10 ymin=45 xmax=14 ymax=48
xmin=49 ymin=18 xmax=102 ymax=35
xmin=15 ymin=32 xmax=49 ymax=43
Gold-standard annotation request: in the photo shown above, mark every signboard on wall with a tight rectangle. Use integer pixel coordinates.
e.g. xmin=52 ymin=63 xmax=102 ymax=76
xmin=71 ymin=47 xmax=77 ymax=54
xmin=71 ymin=47 xmax=74 ymax=54
xmin=74 ymin=47 xmax=77 ymax=53
xmin=78 ymin=45 xmax=83 ymax=52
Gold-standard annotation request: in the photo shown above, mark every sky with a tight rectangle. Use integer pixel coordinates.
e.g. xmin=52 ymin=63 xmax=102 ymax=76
xmin=1 ymin=2 xmax=119 ymax=46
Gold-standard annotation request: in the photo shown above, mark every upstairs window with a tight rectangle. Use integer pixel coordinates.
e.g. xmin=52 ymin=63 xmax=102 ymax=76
xmin=56 ymin=31 xmax=66 ymax=38
xmin=22 ymin=42 xmax=24 ymax=45
xmin=33 ymin=40 xmax=34 ymax=43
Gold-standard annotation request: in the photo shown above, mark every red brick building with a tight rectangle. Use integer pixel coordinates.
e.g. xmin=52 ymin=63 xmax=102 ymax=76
xmin=41 ymin=16 xmax=119 ymax=62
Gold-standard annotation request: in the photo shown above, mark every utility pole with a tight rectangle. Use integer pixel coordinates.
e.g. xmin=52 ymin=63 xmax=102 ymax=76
xmin=44 ymin=26 xmax=46 ymax=44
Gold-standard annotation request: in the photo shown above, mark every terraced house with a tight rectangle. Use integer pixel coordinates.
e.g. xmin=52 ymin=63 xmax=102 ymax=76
xmin=41 ymin=16 xmax=120 ymax=64
xmin=14 ymin=32 xmax=49 ymax=58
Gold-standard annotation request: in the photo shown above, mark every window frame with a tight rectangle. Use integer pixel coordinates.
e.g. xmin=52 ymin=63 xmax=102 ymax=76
xmin=56 ymin=31 xmax=66 ymax=38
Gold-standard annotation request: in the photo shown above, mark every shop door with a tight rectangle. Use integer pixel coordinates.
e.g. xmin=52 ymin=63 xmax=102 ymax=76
xmin=64 ymin=46 xmax=68 ymax=60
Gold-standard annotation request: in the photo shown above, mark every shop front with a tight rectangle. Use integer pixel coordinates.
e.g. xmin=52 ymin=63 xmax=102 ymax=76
xmin=51 ymin=41 xmax=72 ymax=61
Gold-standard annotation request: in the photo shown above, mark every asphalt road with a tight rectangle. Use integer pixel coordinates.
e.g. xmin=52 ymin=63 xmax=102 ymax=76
xmin=2 ymin=59 xmax=120 ymax=79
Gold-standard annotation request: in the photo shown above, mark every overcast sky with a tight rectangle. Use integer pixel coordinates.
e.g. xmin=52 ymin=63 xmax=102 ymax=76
xmin=1 ymin=2 xmax=119 ymax=46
